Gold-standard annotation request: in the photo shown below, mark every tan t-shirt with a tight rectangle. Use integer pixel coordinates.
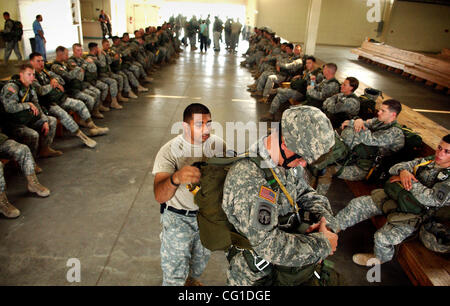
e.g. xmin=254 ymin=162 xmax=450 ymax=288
xmin=152 ymin=134 xmax=226 ymax=211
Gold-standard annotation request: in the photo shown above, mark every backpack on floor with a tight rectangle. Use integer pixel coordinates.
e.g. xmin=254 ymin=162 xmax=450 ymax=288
xmin=358 ymin=88 xmax=382 ymax=120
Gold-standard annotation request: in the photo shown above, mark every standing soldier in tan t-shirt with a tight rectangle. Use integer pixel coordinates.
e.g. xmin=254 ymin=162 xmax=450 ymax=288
xmin=153 ymin=103 xmax=226 ymax=286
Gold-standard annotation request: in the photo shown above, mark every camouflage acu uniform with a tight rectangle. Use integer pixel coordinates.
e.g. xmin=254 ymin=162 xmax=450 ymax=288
xmin=68 ymin=56 xmax=110 ymax=101
xmin=92 ymin=51 xmax=132 ymax=95
xmin=50 ymin=60 xmax=100 ymax=112
xmin=323 ymin=93 xmax=360 ymax=118
xmin=269 ymin=69 xmax=324 ymax=115
xmin=86 ymin=53 xmax=119 ymax=98
xmin=304 ymin=78 xmax=340 ymax=108
xmin=223 ymin=106 xmax=338 ymax=286
xmin=160 ymin=209 xmax=211 ymax=286
xmin=316 ymin=119 xmax=405 ymax=195
xmin=112 ymin=42 xmax=148 ymax=80
xmin=0 ymin=80 xmax=56 ymax=157
xmin=0 ymin=135 xmax=35 ymax=178
xmin=34 ymin=70 xmax=91 ymax=134
xmin=336 ymin=156 xmax=450 ymax=263
xmin=256 ymin=56 xmax=301 ymax=98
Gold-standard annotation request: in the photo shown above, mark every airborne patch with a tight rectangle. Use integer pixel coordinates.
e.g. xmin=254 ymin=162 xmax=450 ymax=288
xmin=259 ymin=186 xmax=276 ymax=204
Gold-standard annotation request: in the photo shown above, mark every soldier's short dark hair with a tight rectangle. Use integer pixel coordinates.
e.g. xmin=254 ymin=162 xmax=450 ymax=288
xmin=325 ymin=63 xmax=337 ymax=73
xmin=382 ymin=99 xmax=402 ymax=116
xmin=29 ymin=52 xmax=42 ymax=60
xmin=122 ymin=33 xmax=129 ymax=38
xmin=346 ymin=77 xmax=359 ymax=92
xmin=3 ymin=12 xmax=10 ymax=17
xmin=134 ymin=30 xmax=139 ymax=35
xmin=112 ymin=36 xmax=120 ymax=42
xmin=88 ymin=42 xmax=98 ymax=50
xmin=56 ymin=46 xmax=66 ymax=53
xmin=183 ymin=103 xmax=211 ymax=123
xmin=19 ymin=63 xmax=34 ymax=73
xmin=102 ymin=38 xmax=109 ymax=44
xmin=306 ymin=56 xmax=316 ymax=62
xmin=36 ymin=15 xmax=42 ymax=19
xmin=443 ymin=134 xmax=450 ymax=144
xmin=72 ymin=43 xmax=82 ymax=49
xmin=286 ymin=43 xmax=294 ymax=50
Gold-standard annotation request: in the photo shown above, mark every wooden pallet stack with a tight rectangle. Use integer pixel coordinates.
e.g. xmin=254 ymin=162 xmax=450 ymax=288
xmin=351 ymin=41 xmax=450 ymax=94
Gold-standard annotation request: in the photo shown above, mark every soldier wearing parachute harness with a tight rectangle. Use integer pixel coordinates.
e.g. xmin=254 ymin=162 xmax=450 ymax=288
xmin=314 ymin=99 xmax=405 ymax=196
xmin=336 ymin=134 xmax=450 ymax=265
xmin=220 ymin=106 xmax=340 ymax=286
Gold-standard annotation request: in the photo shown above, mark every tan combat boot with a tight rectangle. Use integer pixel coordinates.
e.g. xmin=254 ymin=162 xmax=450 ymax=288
xmin=0 ymin=192 xmax=20 ymax=218
xmin=128 ymin=91 xmax=138 ymax=99
xmin=91 ymin=106 xmax=104 ymax=119
xmin=118 ymin=93 xmax=129 ymax=102
xmin=35 ymin=164 xmax=43 ymax=174
xmin=110 ymin=97 xmax=123 ymax=110
xmin=251 ymin=91 xmax=263 ymax=97
xmin=26 ymin=173 xmax=50 ymax=197
xmin=76 ymin=130 xmax=97 ymax=148
xmin=99 ymin=104 xmax=110 ymax=112
xmin=137 ymin=85 xmax=149 ymax=92
xmin=144 ymin=76 xmax=154 ymax=83
xmin=352 ymin=253 xmax=379 ymax=266
xmin=86 ymin=119 xmax=109 ymax=137
xmin=258 ymin=97 xmax=269 ymax=104
xmin=184 ymin=276 xmax=203 ymax=286
xmin=39 ymin=146 xmax=63 ymax=158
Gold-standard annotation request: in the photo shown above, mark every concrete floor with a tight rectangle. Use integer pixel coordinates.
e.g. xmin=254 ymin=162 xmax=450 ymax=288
xmin=0 ymin=41 xmax=420 ymax=286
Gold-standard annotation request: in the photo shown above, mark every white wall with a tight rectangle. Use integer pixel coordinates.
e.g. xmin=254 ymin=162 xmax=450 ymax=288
xmin=15 ymin=0 xmax=81 ymax=58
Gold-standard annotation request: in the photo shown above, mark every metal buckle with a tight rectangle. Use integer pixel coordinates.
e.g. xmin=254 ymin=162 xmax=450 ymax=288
xmin=254 ymin=257 xmax=270 ymax=272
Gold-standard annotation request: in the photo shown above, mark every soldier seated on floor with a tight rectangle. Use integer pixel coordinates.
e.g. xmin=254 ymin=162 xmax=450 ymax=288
xmin=335 ymin=134 xmax=450 ymax=266
xmin=0 ymin=128 xmax=50 ymax=219
xmin=322 ymin=76 xmax=360 ymax=129
xmin=313 ymin=99 xmax=405 ymax=196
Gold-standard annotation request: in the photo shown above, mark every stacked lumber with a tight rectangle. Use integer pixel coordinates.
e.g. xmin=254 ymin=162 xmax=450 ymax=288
xmin=351 ymin=41 xmax=450 ymax=92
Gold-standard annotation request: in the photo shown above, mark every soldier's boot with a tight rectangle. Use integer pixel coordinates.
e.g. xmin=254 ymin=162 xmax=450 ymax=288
xmin=39 ymin=146 xmax=63 ymax=158
xmin=86 ymin=119 xmax=109 ymax=137
xmin=251 ymin=91 xmax=263 ymax=97
xmin=0 ymin=192 xmax=20 ymax=218
xmin=144 ymin=76 xmax=154 ymax=83
xmin=26 ymin=173 xmax=50 ymax=197
xmin=118 ymin=93 xmax=129 ymax=102
xmin=258 ymin=97 xmax=268 ymax=104
xmin=247 ymin=83 xmax=257 ymax=89
xmin=352 ymin=253 xmax=378 ymax=266
xmin=99 ymin=104 xmax=110 ymax=112
xmin=260 ymin=112 xmax=275 ymax=122
xmin=184 ymin=276 xmax=203 ymax=286
xmin=110 ymin=97 xmax=123 ymax=110
xmin=137 ymin=85 xmax=149 ymax=92
xmin=35 ymin=164 xmax=43 ymax=174
xmin=127 ymin=91 xmax=138 ymax=99
xmin=91 ymin=107 xmax=104 ymax=119
xmin=76 ymin=129 xmax=97 ymax=148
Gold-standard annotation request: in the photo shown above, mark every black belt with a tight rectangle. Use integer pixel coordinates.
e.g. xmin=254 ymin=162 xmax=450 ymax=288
xmin=160 ymin=203 xmax=198 ymax=217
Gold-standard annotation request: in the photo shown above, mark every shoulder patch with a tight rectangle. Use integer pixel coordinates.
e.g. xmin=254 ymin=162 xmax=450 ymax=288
xmin=7 ymin=86 xmax=16 ymax=94
xmin=259 ymin=186 xmax=277 ymax=204
xmin=435 ymin=183 xmax=449 ymax=204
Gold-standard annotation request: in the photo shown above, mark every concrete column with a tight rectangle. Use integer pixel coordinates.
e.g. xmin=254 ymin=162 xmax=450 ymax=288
xmin=304 ymin=0 xmax=322 ymax=56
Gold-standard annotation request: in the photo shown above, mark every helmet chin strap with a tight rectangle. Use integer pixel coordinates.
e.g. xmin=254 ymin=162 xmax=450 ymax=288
xmin=278 ymin=126 xmax=300 ymax=169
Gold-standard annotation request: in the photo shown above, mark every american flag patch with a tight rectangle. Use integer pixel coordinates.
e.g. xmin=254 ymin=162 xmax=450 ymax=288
xmin=259 ymin=186 xmax=276 ymax=204
xmin=8 ymin=87 xmax=16 ymax=94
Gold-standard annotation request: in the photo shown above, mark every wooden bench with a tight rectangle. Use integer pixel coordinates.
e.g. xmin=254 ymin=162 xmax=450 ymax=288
xmin=351 ymin=41 xmax=450 ymax=94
